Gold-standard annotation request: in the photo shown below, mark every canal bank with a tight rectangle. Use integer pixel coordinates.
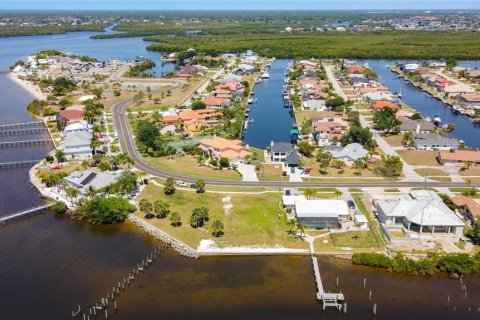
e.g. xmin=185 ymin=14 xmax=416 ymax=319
xmin=362 ymin=59 xmax=480 ymax=148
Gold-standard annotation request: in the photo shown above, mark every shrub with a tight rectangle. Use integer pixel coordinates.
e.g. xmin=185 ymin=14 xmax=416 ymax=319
xmin=51 ymin=201 xmax=68 ymax=214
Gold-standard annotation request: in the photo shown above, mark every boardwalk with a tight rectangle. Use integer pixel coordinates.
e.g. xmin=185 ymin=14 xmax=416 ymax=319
xmin=0 ymin=204 xmax=53 ymax=225
xmin=0 ymin=121 xmax=44 ymax=130
xmin=0 ymin=139 xmax=53 ymax=148
xmin=0 ymin=160 xmax=42 ymax=169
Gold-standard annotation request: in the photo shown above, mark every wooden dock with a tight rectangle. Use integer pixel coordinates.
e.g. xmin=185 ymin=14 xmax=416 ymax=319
xmin=0 ymin=121 xmax=44 ymax=130
xmin=0 ymin=160 xmax=42 ymax=169
xmin=0 ymin=139 xmax=53 ymax=148
xmin=309 ymin=242 xmax=344 ymax=310
xmin=0 ymin=204 xmax=53 ymax=225
xmin=0 ymin=128 xmax=48 ymax=136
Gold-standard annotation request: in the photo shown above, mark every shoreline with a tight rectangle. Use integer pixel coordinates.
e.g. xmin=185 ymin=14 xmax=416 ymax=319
xmin=8 ymin=72 xmax=47 ymax=100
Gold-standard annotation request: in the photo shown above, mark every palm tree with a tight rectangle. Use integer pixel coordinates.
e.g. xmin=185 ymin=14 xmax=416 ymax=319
xmin=65 ymin=187 xmax=79 ymax=205
xmin=303 ymin=188 xmax=318 ymax=200
xmin=334 ymin=189 xmax=343 ymax=199
xmin=154 ymin=200 xmax=170 ymax=218
xmin=85 ymin=186 xmax=97 ymax=199
xmin=210 ymin=220 xmax=224 ymax=237
xmin=196 ymin=179 xmax=206 ymax=193
xmin=169 ymin=212 xmax=181 ymax=227
xmin=295 ymin=222 xmax=306 ymax=239
xmin=287 ymin=219 xmax=297 ymax=235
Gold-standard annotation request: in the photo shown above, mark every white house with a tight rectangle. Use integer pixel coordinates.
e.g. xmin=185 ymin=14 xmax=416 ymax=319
xmin=326 ymin=143 xmax=369 ymax=162
xmin=63 ymin=131 xmax=93 ymax=158
xmin=62 ymin=170 xmax=120 ymax=194
xmin=295 ymin=200 xmax=350 ymax=229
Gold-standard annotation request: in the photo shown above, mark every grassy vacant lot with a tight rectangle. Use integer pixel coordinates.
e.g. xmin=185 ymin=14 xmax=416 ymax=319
xmin=146 ymin=155 xmax=242 ymax=180
xmin=460 ymin=168 xmax=480 ymax=177
xmin=383 ymin=134 xmax=404 ymax=147
xmin=414 ymin=168 xmax=449 ymax=177
xmin=295 ymin=110 xmax=346 ymax=124
xmin=314 ymin=231 xmax=380 ymax=253
xmin=303 ymin=157 xmax=380 ymax=177
xmin=250 ymin=147 xmax=265 ymax=162
xmin=257 ymin=164 xmax=284 ymax=181
xmin=396 ymin=150 xmax=440 ymax=166
xmin=137 ymin=184 xmax=308 ymax=249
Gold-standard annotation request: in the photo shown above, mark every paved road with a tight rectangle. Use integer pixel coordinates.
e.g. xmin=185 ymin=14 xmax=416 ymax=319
xmin=111 ymin=97 xmax=477 ymax=188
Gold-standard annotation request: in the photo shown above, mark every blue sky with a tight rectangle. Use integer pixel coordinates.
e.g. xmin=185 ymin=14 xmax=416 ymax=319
xmin=1 ymin=1 xmax=480 ymax=10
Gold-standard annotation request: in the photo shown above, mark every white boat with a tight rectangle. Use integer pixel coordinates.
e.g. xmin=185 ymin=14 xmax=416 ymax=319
xmin=433 ymin=115 xmax=442 ymax=125
xmin=256 ymin=78 xmax=262 ymax=84
xmin=248 ymin=117 xmax=254 ymax=123
xmin=261 ymin=71 xmax=270 ymax=79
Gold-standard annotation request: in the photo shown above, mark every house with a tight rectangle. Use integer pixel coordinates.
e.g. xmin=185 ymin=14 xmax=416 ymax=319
xmin=179 ymin=65 xmax=199 ymax=75
xmin=401 ymin=63 xmax=420 ymax=72
xmin=303 ymin=99 xmax=326 ymax=111
xmin=160 ymin=109 xmax=221 ymax=131
xmin=466 ymin=70 xmax=480 ymax=79
xmin=375 ymin=190 xmax=464 ymax=237
xmin=444 ymin=84 xmax=475 ymax=96
xmin=451 ymin=195 xmax=480 ymax=224
xmin=437 ymin=150 xmax=480 ymax=165
xmin=235 ymin=64 xmax=255 ymax=74
xmin=412 ymin=133 xmax=459 ymax=150
xmin=346 ymin=65 xmax=364 ymax=74
xmin=326 ymin=143 xmax=369 ymax=162
xmin=363 ymin=92 xmax=396 ymax=102
xmin=282 ymin=195 xmax=307 ymax=210
xmin=184 ymin=119 xmax=206 ymax=132
xmin=63 ymin=130 xmax=93 ymax=158
xmin=214 ymin=81 xmax=244 ymax=93
xmin=432 ymin=79 xmax=456 ymax=92
xmin=371 ymin=101 xmax=400 ymax=111
xmin=200 ymin=137 xmax=251 ymax=165
xmin=270 ymin=142 xmax=301 ymax=167
xmin=203 ymin=97 xmax=229 ymax=109
xmin=57 ymin=109 xmax=84 ymax=131
xmin=294 ymin=200 xmax=349 ymax=229
xmin=62 ymin=170 xmax=119 ymax=194
xmin=64 ymin=121 xmax=91 ymax=134
xmin=397 ymin=117 xmax=435 ymax=133
xmin=459 ymin=94 xmax=480 ymax=109
xmin=312 ymin=118 xmax=349 ymax=146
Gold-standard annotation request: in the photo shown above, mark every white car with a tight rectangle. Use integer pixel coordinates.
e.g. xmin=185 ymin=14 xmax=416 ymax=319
xmin=176 ymin=181 xmax=188 ymax=187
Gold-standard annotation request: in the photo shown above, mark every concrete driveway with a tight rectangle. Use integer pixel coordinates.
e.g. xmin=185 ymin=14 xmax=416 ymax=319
xmin=236 ymin=163 xmax=259 ymax=182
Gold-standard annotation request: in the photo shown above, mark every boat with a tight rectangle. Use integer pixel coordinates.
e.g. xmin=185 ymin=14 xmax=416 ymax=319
xmin=256 ymin=78 xmax=262 ymax=84
xmin=452 ymin=105 xmax=462 ymax=114
xmin=248 ymin=117 xmax=254 ymax=123
xmin=261 ymin=71 xmax=270 ymax=79
xmin=433 ymin=115 xmax=442 ymax=125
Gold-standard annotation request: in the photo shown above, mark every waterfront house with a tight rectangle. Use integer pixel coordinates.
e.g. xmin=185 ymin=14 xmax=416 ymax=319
xmin=459 ymin=93 xmax=480 ymax=109
xmin=62 ymin=170 xmax=119 ymax=194
xmin=400 ymin=63 xmax=420 ymax=72
xmin=444 ymin=84 xmax=475 ymax=96
xmin=160 ymin=109 xmax=221 ymax=131
xmin=312 ymin=118 xmax=349 ymax=146
xmin=466 ymin=70 xmax=480 ymax=79
xmin=282 ymin=195 xmax=307 ymax=211
xmin=214 ymin=81 xmax=244 ymax=94
xmin=303 ymin=99 xmax=326 ymax=111
xmin=64 ymin=121 xmax=91 ymax=134
xmin=412 ymin=133 xmax=459 ymax=150
xmin=203 ymin=97 xmax=230 ymax=109
xmin=451 ymin=195 xmax=480 ymax=224
xmin=437 ymin=149 xmax=480 ymax=165
xmin=270 ymin=142 xmax=301 ymax=167
xmin=63 ymin=130 xmax=93 ymax=158
xmin=200 ymin=137 xmax=251 ymax=165
xmin=375 ymin=190 xmax=464 ymax=237
xmin=325 ymin=143 xmax=369 ymax=162
xmin=363 ymin=92 xmax=395 ymax=102
xmin=397 ymin=117 xmax=435 ymax=133
xmin=432 ymin=79 xmax=456 ymax=92
xmin=294 ymin=199 xmax=349 ymax=229
xmin=234 ymin=64 xmax=255 ymax=74
xmin=371 ymin=101 xmax=400 ymax=111
xmin=346 ymin=65 xmax=364 ymax=74
xmin=57 ymin=109 xmax=84 ymax=131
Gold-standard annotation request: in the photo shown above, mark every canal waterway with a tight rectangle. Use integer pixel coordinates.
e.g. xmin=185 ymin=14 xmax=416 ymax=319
xmin=0 ymin=30 xmax=480 ymax=319
xmin=243 ymin=59 xmax=296 ymax=149
xmin=362 ymin=59 xmax=480 ymax=148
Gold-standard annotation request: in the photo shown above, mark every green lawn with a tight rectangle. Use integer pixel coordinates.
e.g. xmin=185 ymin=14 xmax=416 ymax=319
xmin=146 ymin=155 xmax=242 ymax=180
xmin=257 ymin=164 xmax=284 ymax=181
xmin=397 ymin=150 xmax=441 ymax=166
xmin=352 ymin=194 xmax=387 ymax=248
xmin=250 ymin=147 xmax=265 ymax=163
xmin=137 ymin=184 xmax=309 ymax=249
xmin=330 ymin=231 xmax=379 ymax=248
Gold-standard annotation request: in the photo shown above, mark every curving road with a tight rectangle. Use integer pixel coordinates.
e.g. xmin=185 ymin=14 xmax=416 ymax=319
xmin=111 ymin=98 xmax=478 ymax=188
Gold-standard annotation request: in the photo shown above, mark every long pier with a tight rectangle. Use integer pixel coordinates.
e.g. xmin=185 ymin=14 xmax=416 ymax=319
xmin=0 ymin=128 xmax=48 ymax=136
xmin=0 ymin=160 xmax=42 ymax=169
xmin=308 ymin=242 xmax=344 ymax=310
xmin=0 ymin=204 xmax=53 ymax=225
xmin=0 ymin=121 xmax=44 ymax=130
xmin=0 ymin=139 xmax=53 ymax=148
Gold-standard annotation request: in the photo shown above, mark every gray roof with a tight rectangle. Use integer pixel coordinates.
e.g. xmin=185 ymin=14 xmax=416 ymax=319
xmin=327 ymin=143 xmax=369 ymax=161
xmin=398 ymin=117 xmax=435 ymax=132
xmin=64 ymin=131 xmax=92 ymax=148
xmin=63 ymin=170 xmax=119 ymax=194
xmin=413 ymin=133 xmax=459 ymax=148
xmin=271 ymin=142 xmax=295 ymax=153
xmin=285 ymin=150 xmax=301 ymax=165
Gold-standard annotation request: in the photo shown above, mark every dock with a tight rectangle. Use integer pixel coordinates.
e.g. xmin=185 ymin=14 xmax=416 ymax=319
xmin=0 ymin=128 xmax=48 ymax=136
xmin=0 ymin=204 xmax=53 ymax=225
xmin=0 ymin=121 xmax=44 ymax=130
xmin=0 ymin=139 xmax=53 ymax=148
xmin=308 ymin=242 xmax=344 ymax=310
xmin=0 ymin=159 xmax=42 ymax=169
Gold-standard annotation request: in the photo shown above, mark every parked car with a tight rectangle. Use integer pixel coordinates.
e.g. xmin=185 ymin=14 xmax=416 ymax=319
xmin=90 ymin=160 xmax=99 ymax=167
xmin=347 ymin=200 xmax=356 ymax=209
xmin=290 ymin=167 xmax=295 ymax=173
xmin=190 ymin=183 xmax=197 ymax=189
xmin=285 ymin=190 xmax=291 ymax=196
xmin=176 ymin=181 xmax=188 ymax=187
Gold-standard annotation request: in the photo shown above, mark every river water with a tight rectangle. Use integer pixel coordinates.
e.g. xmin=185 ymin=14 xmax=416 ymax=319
xmin=1 ymin=30 xmax=480 ymax=319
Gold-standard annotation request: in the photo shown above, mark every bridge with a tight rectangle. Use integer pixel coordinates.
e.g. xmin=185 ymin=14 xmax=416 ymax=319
xmin=0 ymin=160 xmax=43 ymax=169
xmin=0 ymin=139 xmax=53 ymax=148
xmin=0 ymin=128 xmax=48 ymax=136
xmin=0 ymin=204 xmax=53 ymax=225
xmin=0 ymin=121 xmax=45 ymax=130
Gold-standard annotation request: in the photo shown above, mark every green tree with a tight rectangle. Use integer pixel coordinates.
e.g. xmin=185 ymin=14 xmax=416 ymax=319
xmin=139 ymin=199 xmax=153 ymax=214
xmin=170 ymin=211 xmax=182 ymax=227
xmin=316 ymin=149 xmax=332 ymax=173
xmin=189 ymin=207 xmax=209 ymax=228
xmin=78 ymin=196 xmax=136 ymax=224
xmin=164 ymin=177 xmax=176 ymax=195
xmin=196 ymin=179 xmax=206 ymax=193
xmin=219 ymin=157 xmax=230 ymax=168
xmin=135 ymin=120 xmax=160 ymax=151
xmin=334 ymin=189 xmax=343 ymax=199
xmin=341 ymin=126 xmax=375 ymax=149
xmin=300 ymin=119 xmax=313 ymax=135
xmin=303 ymin=188 xmax=318 ymax=199
xmin=191 ymin=100 xmax=207 ymax=110
xmin=83 ymin=99 xmax=104 ymax=123
xmin=51 ymin=201 xmax=68 ymax=214
xmin=154 ymin=200 xmax=170 ymax=218
xmin=210 ymin=220 xmax=224 ymax=237
xmin=402 ymin=131 xmax=413 ymax=145
xmin=376 ymin=155 xmax=403 ymax=177
xmin=373 ymin=108 xmax=401 ymax=133
xmin=58 ymin=97 xmax=71 ymax=110
xmin=91 ymin=87 xmax=104 ymax=99
xmin=297 ymin=141 xmax=314 ymax=157
xmin=55 ymin=149 xmax=65 ymax=163
xmin=97 ymin=161 xmax=111 ymax=172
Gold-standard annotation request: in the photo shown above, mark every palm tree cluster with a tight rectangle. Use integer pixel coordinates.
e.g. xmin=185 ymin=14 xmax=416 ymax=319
xmin=189 ymin=207 xmax=209 ymax=228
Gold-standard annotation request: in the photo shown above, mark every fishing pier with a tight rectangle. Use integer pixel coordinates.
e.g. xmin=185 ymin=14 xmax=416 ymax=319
xmin=0 ymin=204 xmax=53 ymax=225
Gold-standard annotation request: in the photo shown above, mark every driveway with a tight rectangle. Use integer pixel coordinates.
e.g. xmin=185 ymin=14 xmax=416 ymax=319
xmin=236 ymin=163 xmax=259 ymax=182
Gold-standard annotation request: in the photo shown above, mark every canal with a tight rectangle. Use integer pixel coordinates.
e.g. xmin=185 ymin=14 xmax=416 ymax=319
xmin=0 ymin=30 xmax=479 ymax=319
xmin=362 ymin=59 xmax=480 ymax=148
xmin=243 ymin=59 xmax=296 ymax=149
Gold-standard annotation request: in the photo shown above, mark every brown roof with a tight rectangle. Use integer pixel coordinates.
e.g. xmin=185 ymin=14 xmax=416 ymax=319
xmin=460 ymin=94 xmax=480 ymax=102
xmin=438 ymin=150 xmax=480 ymax=163
xmin=58 ymin=109 xmax=84 ymax=120
xmin=371 ymin=101 xmax=400 ymax=110
xmin=452 ymin=195 xmax=480 ymax=217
